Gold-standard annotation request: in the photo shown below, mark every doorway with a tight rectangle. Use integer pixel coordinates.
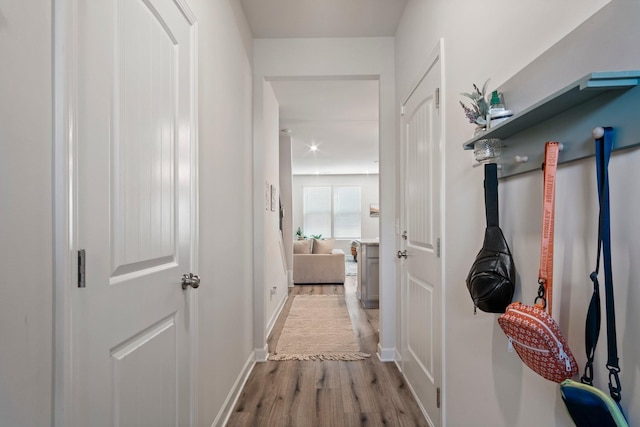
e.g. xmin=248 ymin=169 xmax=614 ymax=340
xmin=270 ymin=78 xmax=380 ymax=336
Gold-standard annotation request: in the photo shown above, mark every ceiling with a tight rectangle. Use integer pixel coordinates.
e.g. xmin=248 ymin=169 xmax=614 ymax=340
xmin=271 ymin=79 xmax=379 ymax=175
xmin=241 ymin=0 xmax=408 ymax=175
xmin=240 ymin=0 xmax=407 ymax=39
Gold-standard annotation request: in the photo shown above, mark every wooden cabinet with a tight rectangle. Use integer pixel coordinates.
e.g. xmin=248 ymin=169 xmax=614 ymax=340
xmin=357 ymin=240 xmax=379 ymax=309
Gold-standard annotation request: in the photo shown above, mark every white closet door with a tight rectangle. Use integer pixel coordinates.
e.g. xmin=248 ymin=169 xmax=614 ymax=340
xmin=72 ymin=0 xmax=197 ymax=425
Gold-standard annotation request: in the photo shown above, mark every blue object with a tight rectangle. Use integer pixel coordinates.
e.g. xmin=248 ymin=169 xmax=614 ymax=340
xmin=560 ymin=127 xmax=628 ymax=427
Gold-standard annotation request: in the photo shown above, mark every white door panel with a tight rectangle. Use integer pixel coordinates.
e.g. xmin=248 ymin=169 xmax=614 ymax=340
xmin=72 ymin=0 xmax=196 ymax=425
xmin=400 ymin=50 xmax=442 ymax=427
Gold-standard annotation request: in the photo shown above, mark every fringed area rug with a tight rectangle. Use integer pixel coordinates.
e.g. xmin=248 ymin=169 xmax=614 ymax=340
xmin=269 ymin=295 xmax=370 ymax=361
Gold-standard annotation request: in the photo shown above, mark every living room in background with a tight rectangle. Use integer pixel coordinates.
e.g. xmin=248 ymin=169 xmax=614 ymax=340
xmin=302 ymin=186 xmax=361 ymax=239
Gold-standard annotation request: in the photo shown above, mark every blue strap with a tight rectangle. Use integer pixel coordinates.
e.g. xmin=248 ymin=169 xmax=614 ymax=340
xmin=599 ymin=128 xmax=622 ymax=402
xmin=582 ymin=127 xmax=621 ymax=402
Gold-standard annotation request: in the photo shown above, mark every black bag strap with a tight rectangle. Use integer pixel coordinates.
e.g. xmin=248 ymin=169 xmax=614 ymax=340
xmin=581 ymin=127 xmax=622 ymax=402
xmin=484 ymin=163 xmax=499 ymax=227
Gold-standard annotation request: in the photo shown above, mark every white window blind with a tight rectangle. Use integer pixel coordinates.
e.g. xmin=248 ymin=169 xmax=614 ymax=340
xmin=303 ymin=186 xmax=331 ymax=238
xmin=333 ymin=187 xmax=361 ymax=238
xmin=302 ymin=186 xmax=362 ymax=239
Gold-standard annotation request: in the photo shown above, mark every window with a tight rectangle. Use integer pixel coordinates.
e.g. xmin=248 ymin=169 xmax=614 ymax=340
xmin=303 ymin=186 xmax=361 ymax=239
xmin=333 ymin=187 xmax=361 ymax=238
xmin=303 ymin=187 xmax=331 ymax=238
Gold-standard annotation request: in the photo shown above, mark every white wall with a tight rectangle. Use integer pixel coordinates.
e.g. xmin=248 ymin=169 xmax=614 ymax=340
xmin=279 ymin=134 xmax=294 ymax=276
xmin=396 ymin=0 xmax=640 ymax=426
xmin=253 ymin=37 xmax=397 ymax=358
xmin=263 ymin=82 xmax=289 ymax=334
xmin=158 ymin=0 xmax=256 ymax=424
xmin=292 ymin=174 xmax=380 ymax=252
xmin=0 ymin=2 xmax=53 ymax=426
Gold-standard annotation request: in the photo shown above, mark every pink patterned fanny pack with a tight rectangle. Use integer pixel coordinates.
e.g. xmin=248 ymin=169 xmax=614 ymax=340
xmin=498 ymin=302 xmax=578 ymax=383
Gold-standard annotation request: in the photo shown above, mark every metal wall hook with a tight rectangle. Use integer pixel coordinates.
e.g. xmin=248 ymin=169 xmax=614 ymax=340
xmin=514 ymin=155 xmax=529 ymax=163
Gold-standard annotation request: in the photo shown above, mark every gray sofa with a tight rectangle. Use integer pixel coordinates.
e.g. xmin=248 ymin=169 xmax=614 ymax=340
xmin=292 ymin=239 xmax=345 ymax=284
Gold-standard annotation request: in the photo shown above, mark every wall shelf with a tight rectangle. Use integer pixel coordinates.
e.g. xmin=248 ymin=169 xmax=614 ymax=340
xmin=463 ymin=71 xmax=640 ymax=177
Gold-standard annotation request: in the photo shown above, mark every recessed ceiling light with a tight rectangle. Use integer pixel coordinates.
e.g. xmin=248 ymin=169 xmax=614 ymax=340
xmin=309 ymin=144 xmax=319 ymax=152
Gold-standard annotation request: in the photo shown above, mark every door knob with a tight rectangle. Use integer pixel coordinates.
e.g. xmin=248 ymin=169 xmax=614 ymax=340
xmin=181 ymin=273 xmax=200 ymax=290
xmin=397 ymin=250 xmax=408 ymax=259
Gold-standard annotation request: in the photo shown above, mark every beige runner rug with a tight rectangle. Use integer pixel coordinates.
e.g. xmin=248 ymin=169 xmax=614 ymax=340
xmin=269 ymin=295 xmax=370 ymax=361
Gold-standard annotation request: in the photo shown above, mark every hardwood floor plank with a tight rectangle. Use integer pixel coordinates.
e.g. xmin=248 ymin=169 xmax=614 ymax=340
xmin=288 ymin=363 xmax=317 ymax=426
xmin=226 ymin=412 xmax=254 ymax=427
xmin=227 ymin=277 xmax=428 ymax=426
xmin=316 ymin=388 xmax=345 ymax=427
xmin=315 ymin=360 xmax=341 ymax=389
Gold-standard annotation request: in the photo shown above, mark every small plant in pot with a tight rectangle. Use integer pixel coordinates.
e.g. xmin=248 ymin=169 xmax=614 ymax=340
xmin=296 ymin=227 xmax=305 ymax=240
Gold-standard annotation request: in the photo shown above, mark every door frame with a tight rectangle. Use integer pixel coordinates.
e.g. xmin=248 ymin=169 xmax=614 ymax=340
xmin=52 ymin=1 xmax=200 ymax=425
xmin=398 ymin=38 xmax=446 ymax=425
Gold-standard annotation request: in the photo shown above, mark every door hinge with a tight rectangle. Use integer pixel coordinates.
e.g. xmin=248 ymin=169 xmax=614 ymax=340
xmin=436 ymin=238 xmax=441 ymax=258
xmin=400 ymin=105 xmax=405 ymax=116
xmin=437 ymin=387 xmax=441 ymax=408
xmin=435 ymin=88 xmax=440 ymax=109
xmin=78 ymin=249 xmax=86 ymax=288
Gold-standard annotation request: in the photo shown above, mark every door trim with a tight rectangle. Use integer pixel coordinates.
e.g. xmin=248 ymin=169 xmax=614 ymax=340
xmin=398 ymin=38 xmax=446 ymax=427
xmin=52 ymin=1 xmax=200 ymax=425
xmin=53 ymin=2 xmax=77 ymax=425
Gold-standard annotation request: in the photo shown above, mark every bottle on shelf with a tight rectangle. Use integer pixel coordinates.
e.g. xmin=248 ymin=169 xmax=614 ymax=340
xmin=487 ymin=90 xmax=513 ymax=128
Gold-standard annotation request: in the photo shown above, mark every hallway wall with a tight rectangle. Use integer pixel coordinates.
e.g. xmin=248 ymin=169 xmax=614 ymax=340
xmin=396 ymin=0 xmax=640 ymax=426
xmin=187 ymin=0 xmax=256 ymax=425
xmin=0 ymin=2 xmax=53 ymax=426
xmin=263 ymin=82 xmax=289 ymax=333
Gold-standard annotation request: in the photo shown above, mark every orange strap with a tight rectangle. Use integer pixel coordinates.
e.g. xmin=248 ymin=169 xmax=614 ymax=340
xmin=537 ymin=142 xmax=560 ymax=315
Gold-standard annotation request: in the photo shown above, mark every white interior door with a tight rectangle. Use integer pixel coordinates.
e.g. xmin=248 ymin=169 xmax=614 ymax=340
xmin=72 ymin=0 xmax=196 ymax=425
xmin=400 ymin=51 xmax=442 ymax=427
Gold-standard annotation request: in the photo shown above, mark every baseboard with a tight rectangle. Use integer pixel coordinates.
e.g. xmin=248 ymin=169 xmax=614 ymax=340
xmin=254 ymin=343 xmax=269 ymax=362
xmin=266 ymin=292 xmax=288 ymax=340
xmin=211 ymin=352 xmax=255 ymax=427
xmin=287 ymin=270 xmax=294 ymax=287
xmin=377 ymin=343 xmax=396 ymax=362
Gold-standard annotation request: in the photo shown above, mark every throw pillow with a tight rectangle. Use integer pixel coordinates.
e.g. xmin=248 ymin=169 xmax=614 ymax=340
xmin=312 ymin=238 xmax=334 ymax=254
xmin=293 ymin=239 xmax=312 ymax=254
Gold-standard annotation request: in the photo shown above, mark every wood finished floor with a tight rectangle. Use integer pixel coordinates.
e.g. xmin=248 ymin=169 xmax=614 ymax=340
xmin=226 ymin=276 xmax=429 ymax=427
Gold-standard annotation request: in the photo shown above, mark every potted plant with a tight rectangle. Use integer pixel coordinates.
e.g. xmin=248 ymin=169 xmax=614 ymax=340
xmin=459 ymin=79 xmax=490 ymax=135
xmin=296 ymin=227 xmax=305 ymax=240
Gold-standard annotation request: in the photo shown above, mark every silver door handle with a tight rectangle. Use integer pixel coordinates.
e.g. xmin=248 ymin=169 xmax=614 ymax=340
xmin=397 ymin=250 xmax=408 ymax=259
xmin=181 ymin=273 xmax=200 ymax=290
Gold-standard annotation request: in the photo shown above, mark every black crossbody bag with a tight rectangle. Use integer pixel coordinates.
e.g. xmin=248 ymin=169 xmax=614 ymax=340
xmin=466 ymin=163 xmax=516 ymax=313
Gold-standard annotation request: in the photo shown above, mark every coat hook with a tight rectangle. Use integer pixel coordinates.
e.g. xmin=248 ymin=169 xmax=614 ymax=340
xmin=592 ymin=127 xmax=605 ymax=139
xmin=514 ymin=155 xmax=529 ymax=163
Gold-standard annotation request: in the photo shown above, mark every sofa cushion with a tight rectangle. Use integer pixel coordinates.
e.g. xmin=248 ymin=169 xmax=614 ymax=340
xmin=312 ymin=238 xmax=334 ymax=254
xmin=293 ymin=239 xmax=312 ymax=254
